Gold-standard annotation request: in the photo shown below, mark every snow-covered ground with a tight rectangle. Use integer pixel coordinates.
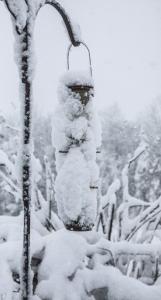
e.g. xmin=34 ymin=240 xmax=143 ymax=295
xmin=0 ymin=222 xmax=161 ymax=300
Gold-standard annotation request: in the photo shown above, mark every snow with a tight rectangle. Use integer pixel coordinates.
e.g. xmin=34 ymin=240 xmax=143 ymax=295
xmin=55 ymin=148 xmax=96 ymax=227
xmin=58 ymin=71 xmax=94 ymax=91
xmin=84 ymin=265 xmax=161 ymax=300
xmin=38 ymin=230 xmax=86 ymax=279
xmin=6 ymin=0 xmax=27 ymax=32
xmin=5 ymin=0 xmax=46 ymax=33
xmin=0 ymin=149 xmax=16 ymax=177
xmin=0 ymin=217 xmax=160 ymax=299
xmin=34 ymin=230 xmax=87 ymax=300
xmin=0 ymin=260 xmax=14 ymax=297
xmin=32 ymin=154 xmax=42 ymax=184
xmin=125 ymin=196 xmax=161 ymax=241
xmin=71 ymin=21 xmax=82 ymax=43
xmin=113 ymin=149 xmax=157 ymax=242
xmin=28 ymin=0 xmax=45 ymax=18
xmin=35 ymin=230 xmax=161 ymax=300
xmin=101 ymin=178 xmax=120 ymax=209
xmin=1 ymin=2 xmax=161 ymax=299
xmin=53 ymin=71 xmax=100 ymax=228
xmin=34 ymin=189 xmax=64 ymax=232
xmin=0 ymin=220 xmax=44 ymax=297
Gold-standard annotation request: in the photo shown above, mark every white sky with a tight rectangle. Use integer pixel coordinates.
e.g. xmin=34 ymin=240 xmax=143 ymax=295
xmin=0 ymin=0 xmax=161 ymax=120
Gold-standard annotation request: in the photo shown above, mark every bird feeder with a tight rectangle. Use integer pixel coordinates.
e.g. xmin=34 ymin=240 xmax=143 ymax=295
xmin=55 ymin=41 xmax=100 ymax=232
xmin=67 ymin=42 xmax=94 ymax=106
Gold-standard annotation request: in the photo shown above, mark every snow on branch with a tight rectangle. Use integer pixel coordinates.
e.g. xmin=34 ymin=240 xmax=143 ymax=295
xmin=128 ymin=144 xmax=147 ymax=168
xmin=84 ymin=265 xmax=161 ymax=300
xmin=125 ymin=196 xmax=161 ymax=241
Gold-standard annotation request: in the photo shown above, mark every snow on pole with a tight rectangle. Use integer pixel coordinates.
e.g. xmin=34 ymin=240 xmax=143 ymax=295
xmin=4 ymin=0 xmax=42 ymax=298
xmin=1 ymin=1 xmax=31 ymax=299
xmin=10 ymin=1 xmax=47 ymax=297
xmin=53 ymin=71 xmax=101 ymax=231
xmin=17 ymin=22 xmax=33 ymax=300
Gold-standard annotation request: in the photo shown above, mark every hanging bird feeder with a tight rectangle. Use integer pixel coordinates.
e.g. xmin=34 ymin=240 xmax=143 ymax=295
xmin=67 ymin=42 xmax=94 ymax=106
xmin=55 ymin=41 xmax=101 ymax=232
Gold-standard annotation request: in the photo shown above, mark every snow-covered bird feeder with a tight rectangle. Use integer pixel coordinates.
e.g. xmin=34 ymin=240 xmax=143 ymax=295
xmin=52 ymin=41 xmax=101 ymax=231
xmin=53 ymin=70 xmax=101 ymax=232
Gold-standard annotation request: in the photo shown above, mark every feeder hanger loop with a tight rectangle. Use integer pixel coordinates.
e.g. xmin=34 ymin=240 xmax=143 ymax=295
xmin=67 ymin=42 xmax=93 ymax=77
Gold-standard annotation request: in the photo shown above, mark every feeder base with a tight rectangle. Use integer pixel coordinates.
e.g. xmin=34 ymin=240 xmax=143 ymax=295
xmin=65 ymin=221 xmax=94 ymax=231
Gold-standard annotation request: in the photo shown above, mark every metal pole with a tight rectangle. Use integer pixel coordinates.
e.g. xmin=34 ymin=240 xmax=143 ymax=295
xmin=21 ymin=22 xmax=32 ymax=300
xmin=1 ymin=1 xmax=81 ymax=299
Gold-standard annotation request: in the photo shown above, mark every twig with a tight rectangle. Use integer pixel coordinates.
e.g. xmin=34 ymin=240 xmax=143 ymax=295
xmin=128 ymin=149 xmax=146 ymax=168
xmin=0 ymin=169 xmax=20 ymax=194
xmin=126 ymin=205 xmax=161 ymax=241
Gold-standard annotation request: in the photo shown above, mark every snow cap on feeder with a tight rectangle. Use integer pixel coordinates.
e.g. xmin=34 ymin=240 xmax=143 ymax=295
xmin=67 ymin=74 xmax=94 ymax=106
xmin=59 ymin=70 xmax=94 ymax=106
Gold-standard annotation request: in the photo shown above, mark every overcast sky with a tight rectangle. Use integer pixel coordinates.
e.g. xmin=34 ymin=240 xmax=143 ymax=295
xmin=0 ymin=0 xmax=161 ymax=120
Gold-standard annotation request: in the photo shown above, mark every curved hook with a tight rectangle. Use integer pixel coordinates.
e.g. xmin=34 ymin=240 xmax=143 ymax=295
xmin=3 ymin=0 xmax=82 ymax=43
xmin=45 ymin=0 xmax=81 ymax=47
xmin=67 ymin=42 xmax=93 ymax=77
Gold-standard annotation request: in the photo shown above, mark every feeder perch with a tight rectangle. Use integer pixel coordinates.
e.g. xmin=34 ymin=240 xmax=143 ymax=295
xmin=59 ymin=150 xmax=69 ymax=154
xmin=90 ymin=186 xmax=98 ymax=190
xmin=96 ymin=147 xmax=101 ymax=154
